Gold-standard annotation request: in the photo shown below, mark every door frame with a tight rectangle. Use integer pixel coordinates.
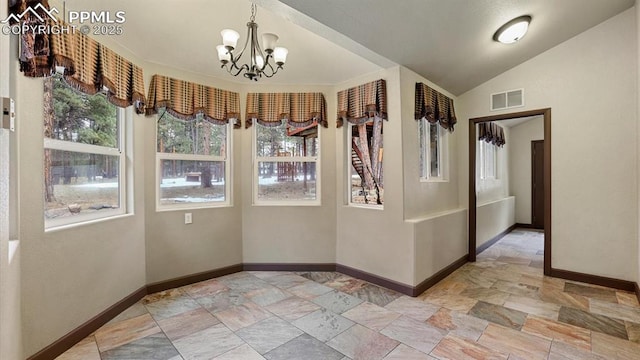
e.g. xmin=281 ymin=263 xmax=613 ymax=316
xmin=468 ymin=108 xmax=551 ymax=275
xmin=531 ymin=140 xmax=545 ymax=229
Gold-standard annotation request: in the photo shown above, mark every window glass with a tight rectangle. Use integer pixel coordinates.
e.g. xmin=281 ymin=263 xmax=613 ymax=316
xmin=44 ymin=74 xmax=125 ymax=226
xmin=420 ymin=119 xmax=447 ymax=181
xmin=349 ymin=120 xmax=383 ymax=206
xmin=156 ymin=111 xmax=231 ymax=208
xmin=255 ymin=121 xmax=319 ymax=204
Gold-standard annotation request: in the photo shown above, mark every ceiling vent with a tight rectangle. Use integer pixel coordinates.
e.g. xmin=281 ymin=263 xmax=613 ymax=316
xmin=491 ymin=89 xmax=524 ymax=111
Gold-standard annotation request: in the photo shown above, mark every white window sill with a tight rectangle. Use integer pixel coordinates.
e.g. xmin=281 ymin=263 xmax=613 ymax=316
xmin=252 ymin=201 xmax=321 ymax=207
xmin=156 ymin=203 xmax=233 ymax=212
xmin=346 ymin=204 xmax=384 ymax=210
xmin=420 ymin=178 xmax=450 ymax=183
xmin=45 ymin=213 xmax=134 ymax=233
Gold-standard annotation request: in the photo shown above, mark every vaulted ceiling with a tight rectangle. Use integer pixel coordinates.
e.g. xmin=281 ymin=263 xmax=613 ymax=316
xmin=51 ymin=0 xmax=634 ymax=95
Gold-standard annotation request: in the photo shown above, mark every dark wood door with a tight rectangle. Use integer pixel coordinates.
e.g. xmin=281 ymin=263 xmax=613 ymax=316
xmin=531 ymin=140 xmax=545 ymax=229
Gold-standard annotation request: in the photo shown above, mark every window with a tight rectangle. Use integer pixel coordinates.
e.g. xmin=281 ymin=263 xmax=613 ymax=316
xmin=44 ymin=74 xmax=127 ymax=228
xmin=254 ymin=120 xmax=319 ymax=205
xmin=479 ymin=140 xmax=497 ymax=179
xmin=420 ymin=119 xmax=448 ymax=181
xmin=156 ymin=111 xmax=231 ymax=209
xmin=348 ymin=119 xmax=383 ymax=206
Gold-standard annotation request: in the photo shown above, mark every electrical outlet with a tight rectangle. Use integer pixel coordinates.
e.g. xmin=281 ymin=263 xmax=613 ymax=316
xmin=184 ymin=213 xmax=192 ymax=224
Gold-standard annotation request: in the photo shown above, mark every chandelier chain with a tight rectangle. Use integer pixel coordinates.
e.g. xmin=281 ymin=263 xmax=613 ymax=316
xmin=250 ymin=4 xmax=256 ymax=22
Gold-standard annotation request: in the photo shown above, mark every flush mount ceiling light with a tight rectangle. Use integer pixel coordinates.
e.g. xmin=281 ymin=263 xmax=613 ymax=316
xmin=216 ymin=4 xmax=288 ymax=81
xmin=493 ymin=15 xmax=532 ymax=44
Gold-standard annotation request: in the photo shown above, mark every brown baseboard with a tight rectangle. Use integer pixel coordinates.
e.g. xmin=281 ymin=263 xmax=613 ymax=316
xmin=147 ymin=264 xmax=243 ymax=294
xmin=514 ymin=223 xmax=535 ymax=229
xmin=550 ymin=268 xmax=636 ymax=292
xmin=412 ymin=255 xmax=468 ymax=296
xmin=477 ymin=224 xmax=518 ymax=254
xmin=514 ymin=223 xmax=544 ymax=232
xmin=635 ymin=283 xmax=640 ymax=304
xmin=26 ymin=286 xmax=147 ymax=360
xmin=243 ymin=263 xmax=336 ymax=272
xmin=335 ymin=264 xmax=414 ymax=296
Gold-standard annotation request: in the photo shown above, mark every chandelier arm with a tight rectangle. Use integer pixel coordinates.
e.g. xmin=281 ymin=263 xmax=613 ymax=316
xmin=261 ymin=61 xmax=276 ymax=77
xmin=228 ymin=21 xmax=253 ymax=70
xmin=227 ymin=50 xmax=242 ymax=72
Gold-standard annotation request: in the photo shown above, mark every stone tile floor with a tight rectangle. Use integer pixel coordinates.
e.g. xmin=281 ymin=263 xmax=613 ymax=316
xmin=56 ymin=229 xmax=640 ymax=359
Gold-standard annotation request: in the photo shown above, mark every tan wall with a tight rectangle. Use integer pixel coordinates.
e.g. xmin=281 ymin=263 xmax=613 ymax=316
xmin=476 ymin=197 xmax=515 ymax=248
xmin=0 ymin=0 xmax=23 ymax=357
xmin=139 ymin=63 xmax=244 ymax=284
xmin=17 ymin=79 xmax=147 ymax=357
xmin=637 ymin=3 xmax=640 ymax=289
xmin=335 ymin=68 xmax=415 ymax=285
xmin=412 ymin=209 xmax=468 ymax=285
xmin=15 ymin=37 xmax=148 ymax=356
xmin=476 ymin=126 xmax=510 ymax=204
xmin=459 ymin=8 xmax=638 ymax=281
xmin=508 ymin=117 xmax=544 ymax=224
xmin=240 ymin=84 xmax=337 ymax=265
xmin=400 ymin=67 xmax=460 ymax=218
xmin=475 ymin=126 xmax=514 ymax=246
xmin=398 ymin=67 xmax=468 ymax=285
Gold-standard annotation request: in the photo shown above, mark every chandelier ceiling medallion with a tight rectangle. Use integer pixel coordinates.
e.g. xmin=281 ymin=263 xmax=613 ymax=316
xmin=216 ymin=4 xmax=288 ymax=81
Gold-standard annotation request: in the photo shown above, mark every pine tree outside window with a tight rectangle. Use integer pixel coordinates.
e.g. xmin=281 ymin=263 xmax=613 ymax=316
xmin=44 ymin=74 xmax=127 ymax=228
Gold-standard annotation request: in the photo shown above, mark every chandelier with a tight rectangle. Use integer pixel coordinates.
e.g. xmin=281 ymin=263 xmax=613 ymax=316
xmin=216 ymin=4 xmax=288 ymax=81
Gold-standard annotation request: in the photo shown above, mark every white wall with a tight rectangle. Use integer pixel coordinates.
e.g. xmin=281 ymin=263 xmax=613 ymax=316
xmin=459 ymin=8 xmax=638 ymax=281
xmin=508 ymin=117 xmax=544 ymax=224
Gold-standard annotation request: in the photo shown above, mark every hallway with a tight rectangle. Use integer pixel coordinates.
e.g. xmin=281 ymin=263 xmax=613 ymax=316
xmin=57 ymin=230 xmax=640 ymax=359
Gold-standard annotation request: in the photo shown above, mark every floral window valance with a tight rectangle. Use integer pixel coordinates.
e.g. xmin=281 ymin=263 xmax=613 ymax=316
xmin=245 ymin=92 xmax=327 ymax=129
xmin=414 ymin=82 xmax=457 ymax=131
xmin=146 ymin=75 xmax=240 ymax=128
xmin=336 ymin=79 xmax=387 ymax=128
xmin=13 ymin=1 xmax=146 ymax=113
xmin=478 ymin=122 xmax=506 ymax=147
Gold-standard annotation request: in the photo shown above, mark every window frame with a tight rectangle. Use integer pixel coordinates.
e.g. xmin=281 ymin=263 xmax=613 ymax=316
xmin=44 ymin=102 xmax=127 ymax=230
xmin=420 ymin=118 xmax=449 ymax=182
xmin=479 ymin=140 xmax=498 ymax=180
xmin=252 ymin=120 xmax=321 ymax=206
xmin=347 ymin=120 xmax=383 ymax=209
xmin=155 ymin=113 xmax=233 ymax=211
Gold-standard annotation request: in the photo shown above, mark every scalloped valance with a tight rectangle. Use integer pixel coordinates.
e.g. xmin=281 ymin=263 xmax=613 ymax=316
xmin=245 ymin=92 xmax=327 ymax=129
xmin=478 ymin=122 xmax=506 ymax=147
xmin=336 ymin=79 xmax=387 ymax=128
xmin=14 ymin=0 xmax=146 ymax=113
xmin=146 ymin=75 xmax=240 ymax=128
xmin=414 ymin=82 xmax=457 ymax=131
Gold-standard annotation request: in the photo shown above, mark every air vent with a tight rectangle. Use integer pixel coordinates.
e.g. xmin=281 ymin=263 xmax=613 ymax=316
xmin=491 ymin=89 xmax=524 ymax=111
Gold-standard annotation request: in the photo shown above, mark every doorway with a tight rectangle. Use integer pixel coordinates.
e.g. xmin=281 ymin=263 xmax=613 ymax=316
xmin=531 ymin=140 xmax=544 ymax=229
xmin=468 ymin=108 xmax=551 ymax=275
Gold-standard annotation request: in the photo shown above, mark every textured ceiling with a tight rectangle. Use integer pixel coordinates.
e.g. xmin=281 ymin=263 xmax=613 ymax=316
xmin=276 ymin=0 xmax=635 ymax=95
xmin=49 ymin=0 xmax=634 ymax=94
